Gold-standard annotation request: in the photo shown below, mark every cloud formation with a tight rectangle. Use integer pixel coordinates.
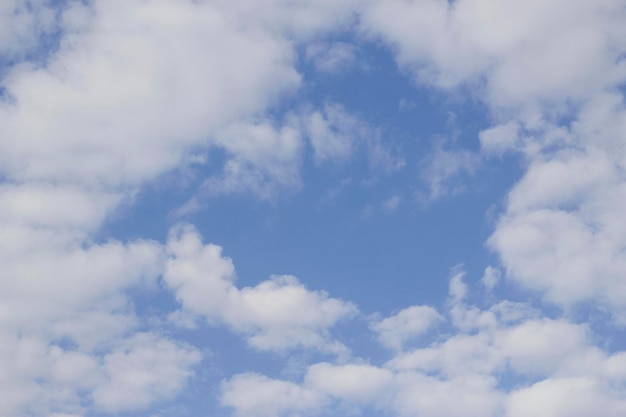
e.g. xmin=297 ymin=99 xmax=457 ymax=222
xmin=222 ymin=272 xmax=626 ymax=417
xmin=2 ymin=0 xmax=626 ymax=416
xmin=164 ymin=225 xmax=357 ymax=352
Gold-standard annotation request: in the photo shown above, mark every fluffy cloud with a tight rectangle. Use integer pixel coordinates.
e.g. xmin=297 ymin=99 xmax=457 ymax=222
xmin=0 ymin=0 xmax=301 ymax=188
xmin=164 ymin=225 xmax=357 ymax=352
xmin=221 ymin=272 xmax=626 ymax=417
xmin=361 ymin=0 xmax=626 ymax=107
xmin=371 ymin=305 xmax=442 ymax=351
xmin=221 ymin=373 xmax=326 ymax=417
xmin=305 ymin=362 xmax=393 ymax=403
xmin=0 ymin=330 xmax=200 ymax=417
xmin=487 ymin=93 xmax=626 ymax=312
xmin=507 ymin=377 xmax=626 ymax=417
xmin=92 ymin=333 xmax=201 ymax=413
xmin=303 ymin=102 xmax=370 ymax=163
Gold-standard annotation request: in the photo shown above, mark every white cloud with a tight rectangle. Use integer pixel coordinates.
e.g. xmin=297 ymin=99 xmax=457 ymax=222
xmin=371 ymin=305 xmax=442 ymax=351
xmin=221 ymin=373 xmax=326 ymax=417
xmin=164 ymin=225 xmax=357 ymax=352
xmin=506 ymin=377 xmax=626 ymax=417
xmin=305 ymin=362 xmax=393 ymax=403
xmin=195 ymin=118 xmax=304 ymax=201
xmin=212 ymin=0 xmax=362 ymax=41
xmin=361 ymin=0 xmax=626 ymax=108
xmin=221 ymin=271 xmax=626 ymax=417
xmin=0 ymin=330 xmax=201 ymax=417
xmin=487 ymin=94 xmax=626 ymax=312
xmin=0 ymin=237 xmax=163 ymax=336
xmin=392 ymin=373 xmax=502 ymax=417
xmin=0 ymin=226 xmax=203 ymax=417
xmin=481 ymin=266 xmax=501 ymax=291
xmin=479 ymin=121 xmax=521 ymax=156
xmin=0 ymin=0 xmax=301 ymax=189
xmin=301 ymin=101 xmax=405 ymax=174
xmin=92 ymin=333 xmax=201 ymax=413
xmin=303 ymin=102 xmax=368 ymax=163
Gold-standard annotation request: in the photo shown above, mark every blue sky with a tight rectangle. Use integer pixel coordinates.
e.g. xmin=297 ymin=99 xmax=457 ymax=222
xmin=2 ymin=1 xmax=626 ymax=417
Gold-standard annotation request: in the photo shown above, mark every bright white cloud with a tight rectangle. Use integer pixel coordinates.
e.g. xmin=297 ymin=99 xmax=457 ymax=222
xmin=222 ymin=271 xmax=626 ymax=417
xmin=221 ymin=373 xmax=326 ymax=417
xmin=479 ymin=121 xmax=521 ymax=156
xmin=507 ymin=377 xmax=626 ymax=417
xmin=164 ymin=225 xmax=357 ymax=352
xmin=0 ymin=330 xmax=200 ymax=417
xmin=371 ymin=305 xmax=442 ymax=350
xmin=487 ymin=94 xmax=626 ymax=312
xmin=0 ymin=0 xmax=301 ymax=188
xmin=305 ymin=362 xmax=393 ymax=403
xmin=303 ymin=102 xmax=369 ymax=163
xmin=92 ymin=333 xmax=201 ymax=413
xmin=361 ymin=0 xmax=626 ymax=108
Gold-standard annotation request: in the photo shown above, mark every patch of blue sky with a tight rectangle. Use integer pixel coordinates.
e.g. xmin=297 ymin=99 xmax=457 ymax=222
xmin=101 ymin=35 xmax=530 ymax=327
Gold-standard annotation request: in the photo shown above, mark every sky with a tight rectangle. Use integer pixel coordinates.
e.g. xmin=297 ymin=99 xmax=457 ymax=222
xmin=1 ymin=0 xmax=626 ymax=416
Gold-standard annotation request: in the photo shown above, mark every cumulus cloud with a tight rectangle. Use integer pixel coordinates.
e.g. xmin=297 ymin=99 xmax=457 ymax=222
xmin=371 ymin=305 xmax=442 ymax=351
xmin=361 ymin=0 xmax=626 ymax=108
xmin=507 ymin=377 xmax=626 ymax=417
xmin=164 ymin=225 xmax=357 ymax=352
xmin=305 ymin=362 xmax=393 ymax=403
xmin=487 ymin=94 xmax=626 ymax=312
xmin=0 ymin=330 xmax=200 ymax=417
xmin=221 ymin=270 xmax=626 ymax=417
xmin=92 ymin=333 xmax=201 ymax=413
xmin=221 ymin=373 xmax=326 ymax=417
xmin=0 ymin=0 xmax=302 ymax=188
